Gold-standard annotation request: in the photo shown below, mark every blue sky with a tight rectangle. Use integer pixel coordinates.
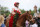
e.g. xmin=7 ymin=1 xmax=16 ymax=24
xmin=0 ymin=0 xmax=40 ymax=12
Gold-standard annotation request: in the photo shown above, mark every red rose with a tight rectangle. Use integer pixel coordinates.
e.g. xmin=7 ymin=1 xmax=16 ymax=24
xmin=17 ymin=11 xmax=19 ymax=13
xmin=19 ymin=15 xmax=20 ymax=16
xmin=14 ymin=10 xmax=16 ymax=12
xmin=19 ymin=12 xmax=20 ymax=14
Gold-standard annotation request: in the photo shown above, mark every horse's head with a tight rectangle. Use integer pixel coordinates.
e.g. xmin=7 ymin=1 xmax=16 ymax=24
xmin=25 ymin=11 xmax=32 ymax=21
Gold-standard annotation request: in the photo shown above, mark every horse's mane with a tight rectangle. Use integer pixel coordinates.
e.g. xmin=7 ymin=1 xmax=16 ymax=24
xmin=18 ymin=12 xmax=29 ymax=20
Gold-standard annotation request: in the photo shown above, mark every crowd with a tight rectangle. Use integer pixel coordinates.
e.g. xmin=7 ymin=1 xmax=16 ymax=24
xmin=25 ymin=16 xmax=40 ymax=27
xmin=25 ymin=11 xmax=40 ymax=27
xmin=0 ymin=14 xmax=11 ymax=27
xmin=0 ymin=11 xmax=40 ymax=27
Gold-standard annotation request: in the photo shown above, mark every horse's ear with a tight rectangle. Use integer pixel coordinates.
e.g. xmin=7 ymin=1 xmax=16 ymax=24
xmin=26 ymin=11 xmax=29 ymax=14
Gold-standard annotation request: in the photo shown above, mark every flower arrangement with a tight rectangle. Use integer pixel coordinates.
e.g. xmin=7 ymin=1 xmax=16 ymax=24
xmin=13 ymin=10 xmax=21 ymax=27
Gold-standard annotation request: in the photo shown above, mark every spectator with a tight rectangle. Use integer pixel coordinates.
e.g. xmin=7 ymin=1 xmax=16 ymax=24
xmin=1 ymin=24 xmax=6 ymax=27
xmin=0 ymin=15 xmax=5 ymax=27
xmin=36 ymin=15 xmax=40 ymax=27
xmin=25 ymin=20 xmax=29 ymax=27
xmin=34 ymin=13 xmax=38 ymax=17
xmin=6 ymin=14 xmax=11 ymax=27
xmin=30 ymin=19 xmax=38 ymax=27
xmin=29 ymin=10 xmax=31 ymax=15
xmin=25 ymin=16 xmax=30 ymax=27
xmin=3 ymin=14 xmax=7 ymax=24
xmin=3 ymin=14 xmax=7 ymax=18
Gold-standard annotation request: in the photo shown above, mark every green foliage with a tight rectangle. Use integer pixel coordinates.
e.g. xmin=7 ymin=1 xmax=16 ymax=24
xmin=1 ymin=10 xmax=4 ymax=14
xmin=20 ymin=9 xmax=25 ymax=14
xmin=5 ymin=11 xmax=10 ymax=16
xmin=38 ymin=8 xmax=40 ymax=12
xmin=0 ymin=6 xmax=10 ymax=16
xmin=31 ymin=11 xmax=35 ymax=16
xmin=20 ymin=9 xmax=34 ymax=16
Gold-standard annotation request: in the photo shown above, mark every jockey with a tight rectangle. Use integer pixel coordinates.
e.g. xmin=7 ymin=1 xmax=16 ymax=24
xmin=9 ymin=2 xmax=21 ymax=27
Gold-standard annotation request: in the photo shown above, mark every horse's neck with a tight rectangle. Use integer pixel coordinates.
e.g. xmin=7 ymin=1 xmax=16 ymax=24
xmin=17 ymin=13 xmax=26 ymax=23
xmin=16 ymin=17 xmax=25 ymax=24
xmin=16 ymin=13 xmax=28 ymax=27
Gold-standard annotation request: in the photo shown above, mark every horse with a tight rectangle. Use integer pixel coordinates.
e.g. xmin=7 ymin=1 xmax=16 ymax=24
xmin=5 ymin=11 xmax=32 ymax=27
xmin=16 ymin=11 xmax=32 ymax=27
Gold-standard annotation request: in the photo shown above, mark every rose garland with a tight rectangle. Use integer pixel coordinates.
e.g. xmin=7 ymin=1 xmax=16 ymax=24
xmin=13 ymin=10 xmax=21 ymax=27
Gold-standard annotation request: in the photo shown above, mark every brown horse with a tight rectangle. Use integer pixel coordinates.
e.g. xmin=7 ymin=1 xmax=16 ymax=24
xmin=5 ymin=12 xmax=32 ymax=27
xmin=16 ymin=12 xmax=32 ymax=27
